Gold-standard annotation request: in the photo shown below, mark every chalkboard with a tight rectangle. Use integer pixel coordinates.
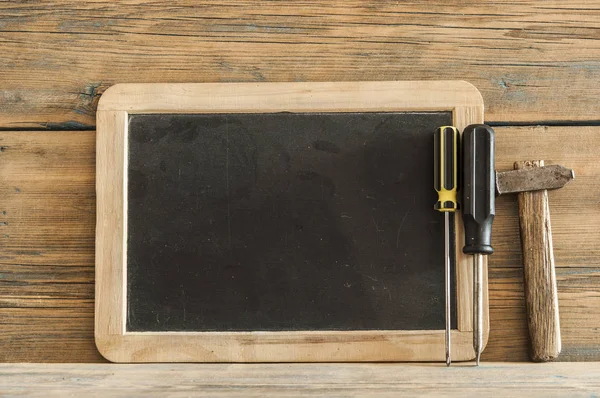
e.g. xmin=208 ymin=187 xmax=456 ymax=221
xmin=126 ymin=112 xmax=455 ymax=332
xmin=95 ymin=81 xmax=485 ymax=362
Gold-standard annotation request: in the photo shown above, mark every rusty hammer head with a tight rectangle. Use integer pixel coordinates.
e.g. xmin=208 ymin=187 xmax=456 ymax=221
xmin=495 ymin=162 xmax=574 ymax=195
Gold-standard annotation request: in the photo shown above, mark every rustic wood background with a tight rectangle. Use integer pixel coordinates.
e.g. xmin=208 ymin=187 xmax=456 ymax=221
xmin=1 ymin=1 xmax=599 ymax=362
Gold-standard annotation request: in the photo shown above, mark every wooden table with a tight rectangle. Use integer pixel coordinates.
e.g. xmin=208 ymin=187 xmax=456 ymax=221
xmin=1 ymin=0 xmax=599 ymax=373
xmin=2 ymin=363 xmax=600 ymax=397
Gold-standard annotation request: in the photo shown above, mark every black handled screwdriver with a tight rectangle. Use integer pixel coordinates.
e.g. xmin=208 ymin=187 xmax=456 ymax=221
xmin=462 ymin=124 xmax=495 ymax=366
xmin=434 ymin=126 xmax=460 ymax=367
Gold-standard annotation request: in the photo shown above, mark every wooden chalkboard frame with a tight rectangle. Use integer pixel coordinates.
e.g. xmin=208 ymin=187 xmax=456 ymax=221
xmin=95 ymin=81 xmax=486 ymax=362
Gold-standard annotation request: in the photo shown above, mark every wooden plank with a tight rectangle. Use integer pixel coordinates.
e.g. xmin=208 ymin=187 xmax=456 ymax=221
xmin=1 ymin=126 xmax=600 ymax=362
xmin=2 ymin=1 xmax=600 ymax=128
xmin=0 ymin=308 xmax=103 ymax=362
xmin=1 ymin=363 xmax=600 ymax=397
xmin=0 ymin=131 xmax=95 ymax=266
xmin=0 ymin=131 xmax=99 ymax=362
xmin=486 ymin=268 xmax=530 ymax=362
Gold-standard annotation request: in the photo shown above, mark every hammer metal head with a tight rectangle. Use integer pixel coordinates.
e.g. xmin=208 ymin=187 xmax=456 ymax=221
xmin=495 ymin=164 xmax=575 ymax=195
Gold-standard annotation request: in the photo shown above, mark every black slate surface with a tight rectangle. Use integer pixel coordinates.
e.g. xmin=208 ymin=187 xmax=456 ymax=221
xmin=126 ymin=112 xmax=455 ymax=332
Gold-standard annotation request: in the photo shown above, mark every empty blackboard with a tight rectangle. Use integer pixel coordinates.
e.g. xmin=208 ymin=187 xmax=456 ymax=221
xmin=126 ymin=111 xmax=454 ymax=332
xmin=95 ymin=81 xmax=486 ymax=362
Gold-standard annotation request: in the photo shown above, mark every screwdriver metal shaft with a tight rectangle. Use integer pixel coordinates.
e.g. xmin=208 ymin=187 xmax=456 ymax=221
xmin=473 ymin=253 xmax=484 ymax=365
xmin=462 ymin=124 xmax=495 ymax=366
xmin=444 ymin=212 xmax=452 ymax=366
xmin=434 ymin=126 xmax=459 ymax=367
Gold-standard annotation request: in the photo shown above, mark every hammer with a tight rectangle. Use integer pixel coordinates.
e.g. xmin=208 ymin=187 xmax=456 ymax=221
xmin=496 ymin=160 xmax=575 ymax=361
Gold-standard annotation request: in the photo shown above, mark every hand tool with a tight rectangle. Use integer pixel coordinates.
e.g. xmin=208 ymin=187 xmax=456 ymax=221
xmin=497 ymin=160 xmax=574 ymax=361
xmin=461 ymin=124 xmax=495 ymax=366
xmin=434 ymin=126 xmax=459 ymax=367
xmin=462 ymin=123 xmax=574 ymax=364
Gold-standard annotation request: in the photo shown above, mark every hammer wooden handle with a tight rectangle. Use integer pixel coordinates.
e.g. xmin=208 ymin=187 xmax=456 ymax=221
xmin=516 ymin=160 xmax=561 ymax=362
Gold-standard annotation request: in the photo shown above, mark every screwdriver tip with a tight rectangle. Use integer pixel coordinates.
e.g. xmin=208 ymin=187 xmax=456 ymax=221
xmin=446 ymin=357 xmax=451 ymax=367
xmin=476 ymin=352 xmax=481 ymax=366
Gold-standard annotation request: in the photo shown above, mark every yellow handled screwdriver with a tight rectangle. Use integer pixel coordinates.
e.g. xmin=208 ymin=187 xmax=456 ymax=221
xmin=434 ymin=126 xmax=460 ymax=367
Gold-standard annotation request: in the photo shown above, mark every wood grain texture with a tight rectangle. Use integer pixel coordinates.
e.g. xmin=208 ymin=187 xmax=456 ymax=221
xmin=2 ymin=126 xmax=600 ymax=362
xmin=2 ymin=1 xmax=600 ymax=128
xmin=516 ymin=160 xmax=561 ymax=362
xmin=0 ymin=131 xmax=103 ymax=362
xmin=95 ymin=82 xmax=485 ymax=363
xmin=1 ymin=363 xmax=600 ymax=397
